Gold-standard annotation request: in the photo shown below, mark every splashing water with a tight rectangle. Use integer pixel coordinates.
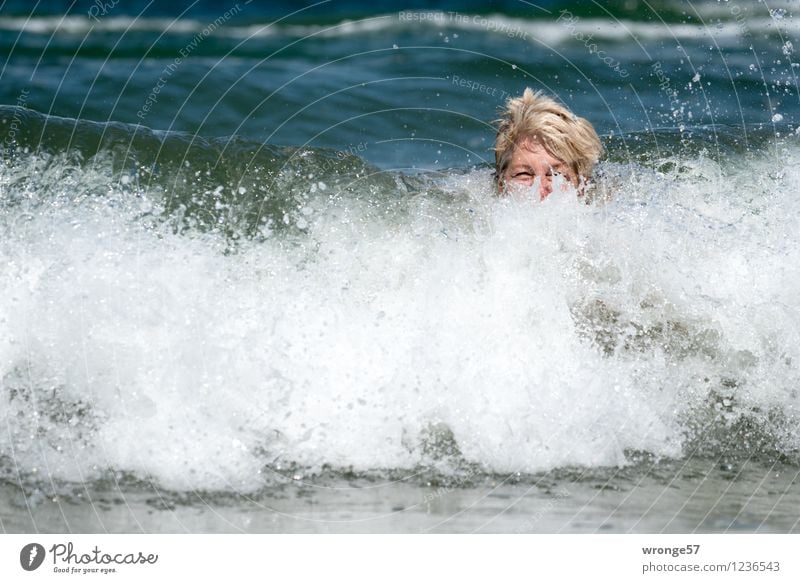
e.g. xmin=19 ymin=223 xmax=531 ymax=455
xmin=2 ymin=110 xmax=800 ymax=493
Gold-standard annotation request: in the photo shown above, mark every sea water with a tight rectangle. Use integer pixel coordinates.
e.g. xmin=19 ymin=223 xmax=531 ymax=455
xmin=1 ymin=0 xmax=799 ymax=532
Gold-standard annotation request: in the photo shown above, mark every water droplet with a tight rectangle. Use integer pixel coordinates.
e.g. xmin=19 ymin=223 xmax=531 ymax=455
xmin=392 ymin=44 xmax=398 ymax=49
xmin=692 ymin=72 xmax=701 ymax=82
xmin=772 ymin=113 xmax=784 ymax=122
xmin=770 ymin=8 xmax=787 ymax=20
xmin=511 ymin=64 xmax=517 ymax=70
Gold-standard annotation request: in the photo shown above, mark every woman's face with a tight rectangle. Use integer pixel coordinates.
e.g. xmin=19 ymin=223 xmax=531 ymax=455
xmin=501 ymin=137 xmax=577 ymax=199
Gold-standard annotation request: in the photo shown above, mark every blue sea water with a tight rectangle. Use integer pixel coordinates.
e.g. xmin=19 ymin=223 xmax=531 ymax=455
xmin=1 ymin=0 xmax=800 ymax=532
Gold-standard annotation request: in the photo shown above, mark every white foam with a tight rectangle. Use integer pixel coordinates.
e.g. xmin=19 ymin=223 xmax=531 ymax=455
xmin=1 ymin=146 xmax=799 ymax=491
xmin=2 ymin=12 xmax=797 ymax=43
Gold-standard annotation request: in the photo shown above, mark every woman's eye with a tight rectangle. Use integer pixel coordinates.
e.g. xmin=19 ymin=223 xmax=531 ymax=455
xmin=513 ymin=172 xmax=533 ymax=178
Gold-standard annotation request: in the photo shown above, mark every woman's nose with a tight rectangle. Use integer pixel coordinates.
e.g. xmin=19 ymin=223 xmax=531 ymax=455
xmin=539 ymin=176 xmax=553 ymax=199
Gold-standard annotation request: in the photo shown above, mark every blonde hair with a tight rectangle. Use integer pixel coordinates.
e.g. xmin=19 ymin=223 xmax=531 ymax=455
xmin=494 ymin=88 xmax=602 ymax=187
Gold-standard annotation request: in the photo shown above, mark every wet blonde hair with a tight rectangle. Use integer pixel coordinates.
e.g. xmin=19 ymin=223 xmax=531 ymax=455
xmin=494 ymin=88 xmax=602 ymax=188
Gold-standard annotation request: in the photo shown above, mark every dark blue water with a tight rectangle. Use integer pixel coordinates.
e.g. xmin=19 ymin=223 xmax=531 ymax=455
xmin=2 ymin=0 xmax=797 ymax=167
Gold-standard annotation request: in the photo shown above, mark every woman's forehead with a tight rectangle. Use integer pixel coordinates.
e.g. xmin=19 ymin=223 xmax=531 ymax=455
xmin=511 ymin=141 xmax=566 ymax=166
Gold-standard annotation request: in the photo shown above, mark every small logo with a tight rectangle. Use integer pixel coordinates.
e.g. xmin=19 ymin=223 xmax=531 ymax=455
xmin=20 ymin=543 xmax=46 ymax=571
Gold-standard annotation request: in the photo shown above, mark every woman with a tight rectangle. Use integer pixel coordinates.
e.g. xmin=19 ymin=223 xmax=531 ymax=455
xmin=494 ymin=88 xmax=603 ymax=199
